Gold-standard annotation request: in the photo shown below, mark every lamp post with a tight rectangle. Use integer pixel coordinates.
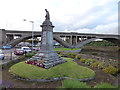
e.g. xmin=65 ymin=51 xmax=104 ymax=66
xmin=23 ymin=19 xmax=34 ymax=51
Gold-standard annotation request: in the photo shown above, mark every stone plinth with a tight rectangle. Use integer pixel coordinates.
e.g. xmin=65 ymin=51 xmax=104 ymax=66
xmin=28 ymin=20 xmax=66 ymax=69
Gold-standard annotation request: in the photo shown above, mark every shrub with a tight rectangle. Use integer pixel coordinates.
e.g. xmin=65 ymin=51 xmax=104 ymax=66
xmin=62 ymin=79 xmax=91 ymax=88
xmin=98 ymin=60 xmax=107 ymax=69
xmin=80 ymin=57 xmax=86 ymax=63
xmin=2 ymin=56 xmax=26 ymax=70
xmin=17 ymin=56 xmax=26 ymax=61
xmin=102 ymin=64 xmax=119 ymax=75
xmin=67 ymin=52 xmax=76 ymax=58
xmin=75 ymin=54 xmax=81 ymax=59
xmin=85 ymin=59 xmax=96 ymax=66
xmin=33 ymin=51 xmax=37 ymax=54
xmin=56 ymin=51 xmax=61 ymax=54
xmin=60 ymin=52 xmax=68 ymax=57
xmin=59 ymin=51 xmax=65 ymax=55
xmin=91 ymin=52 xmax=98 ymax=55
xmin=90 ymin=61 xmax=100 ymax=68
xmin=94 ymin=82 xmax=115 ymax=88
xmin=109 ymin=60 xmax=117 ymax=67
xmin=25 ymin=53 xmax=34 ymax=58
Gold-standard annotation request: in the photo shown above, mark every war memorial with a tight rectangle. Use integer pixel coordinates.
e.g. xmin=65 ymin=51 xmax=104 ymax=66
xmin=1 ymin=9 xmax=119 ymax=89
xmin=25 ymin=9 xmax=66 ymax=69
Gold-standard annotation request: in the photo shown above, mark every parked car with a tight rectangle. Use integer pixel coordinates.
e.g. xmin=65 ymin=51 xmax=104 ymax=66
xmin=0 ymin=49 xmax=4 ymax=60
xmin=32 ymin=47 xmax=40 ymax=51
xmin=14 ymin=49 xmax=24 ymax=55
xmin=21 ymin=47 xmax=32 ymax=53
xmin=2 ymin=45 xmax=12 ymax=49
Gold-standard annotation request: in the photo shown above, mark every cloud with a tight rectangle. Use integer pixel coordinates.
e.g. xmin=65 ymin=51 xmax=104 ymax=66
xmin=94 ymin=22 xmax=118 ymax=34
xmin=0 ymin=0 xmax=118 ymax=35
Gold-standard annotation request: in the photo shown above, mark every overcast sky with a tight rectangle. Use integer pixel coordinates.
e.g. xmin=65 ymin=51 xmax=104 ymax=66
xmin=0 ymin=0 xmax=119 ymax=34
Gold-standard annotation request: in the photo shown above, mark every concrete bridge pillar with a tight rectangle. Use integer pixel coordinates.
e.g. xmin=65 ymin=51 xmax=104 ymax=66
xmin=72 ymin=36 xmax=76 ymax=46
xmin=65 ymin=36 xmax=70 ymax=43
xmin=81 ymin=36 xmax=83 ymax=41
xmin=77 ymin=36 xmax=80 ymax=43
xmin=76 ymin=36 xmax=77 ymax=45
xmin=70 ymin=35 xmax=72 ymax=45
xmin=6 ymin=34 xmax=14 ymax=43
xmin=0 ymin=29 xmax=6 ymax=48
xmin=65 ymin=35 xmax=67 ymax=41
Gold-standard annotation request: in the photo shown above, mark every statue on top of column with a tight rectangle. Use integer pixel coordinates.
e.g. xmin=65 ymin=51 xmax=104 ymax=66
xmin=45 ymin=9 xmax=50 ymax=20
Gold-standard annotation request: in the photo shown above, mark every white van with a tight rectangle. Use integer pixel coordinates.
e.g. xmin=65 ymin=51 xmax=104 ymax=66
xmin=21 ymin=47 xmax=32 ymax=53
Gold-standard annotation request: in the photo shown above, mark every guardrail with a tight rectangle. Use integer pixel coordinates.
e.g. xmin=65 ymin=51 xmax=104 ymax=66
xmin=0 ymin=51 xmax=20 ymax=64
xmin=4 ymin=52 xmax=18 ymax=60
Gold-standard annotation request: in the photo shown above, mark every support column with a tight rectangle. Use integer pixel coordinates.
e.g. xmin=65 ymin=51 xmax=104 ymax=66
xmin=81 ymin=36 xmax=83 ymax=41
xmin=77 ymin=36 xmax=80 ymax=43
xmin=72 ymin=36 xmax=76 ymax=46
xmin=65 ymin=35 xmax=67 ymax=41
xmin=0 ymin=29 xmax=6 ymax=48
xmin=76 ymin=36 xmax=77 ymax=45
xmin=7 ymin=35 xmax=14 ymax=41
xmin=70 ymin=35 xmax=72 ymax=45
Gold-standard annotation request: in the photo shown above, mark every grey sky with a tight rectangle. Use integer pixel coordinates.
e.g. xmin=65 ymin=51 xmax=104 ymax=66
xmin=0 ymin=0 xmax=119 ymax=35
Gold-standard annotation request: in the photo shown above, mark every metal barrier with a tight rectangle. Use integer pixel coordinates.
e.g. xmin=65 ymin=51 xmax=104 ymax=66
xmin=3 ymin=52 xmax=19 ymax=61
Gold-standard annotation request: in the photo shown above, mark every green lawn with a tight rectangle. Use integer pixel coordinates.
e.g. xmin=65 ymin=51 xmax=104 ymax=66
xmin=10 ymin=57 xmax=95 ymax=80
xmin=54 ymin=48 xmax=80 ymax=51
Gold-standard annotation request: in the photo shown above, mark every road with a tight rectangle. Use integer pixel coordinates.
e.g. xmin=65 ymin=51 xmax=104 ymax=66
xmin=0 ymin=48 xmax=21 ymax=64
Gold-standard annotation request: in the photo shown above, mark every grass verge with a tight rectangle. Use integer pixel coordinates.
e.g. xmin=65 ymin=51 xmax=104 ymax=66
xmin=10 ymin=57 xmax=95 ymax=80
xmin=54 ymin=48 xmax=80 ymax=51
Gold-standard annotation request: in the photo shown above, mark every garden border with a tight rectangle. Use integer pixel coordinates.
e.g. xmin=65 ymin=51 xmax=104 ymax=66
xmin=2 ymin=56 xmax=27 ymax=70
xmin=56 ymin=49 xmax=82 ymax=53
xmin=9 ymin=70 xmax=95 ymax=83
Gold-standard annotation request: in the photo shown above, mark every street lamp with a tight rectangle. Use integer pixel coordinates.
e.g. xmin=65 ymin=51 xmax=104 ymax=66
xmin=23 ymin=19 xmax=34 ymax=52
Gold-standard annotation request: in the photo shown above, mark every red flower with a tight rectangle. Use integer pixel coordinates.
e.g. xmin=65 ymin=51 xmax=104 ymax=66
xmin=34 ymin=61 xmax=37 ymax=65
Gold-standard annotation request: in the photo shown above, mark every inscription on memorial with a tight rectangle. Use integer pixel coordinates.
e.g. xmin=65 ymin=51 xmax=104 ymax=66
xmin=49 ymin=32 xmax=53 ymax=45
xmin=42 ymin=31 xmax=46 ymax=44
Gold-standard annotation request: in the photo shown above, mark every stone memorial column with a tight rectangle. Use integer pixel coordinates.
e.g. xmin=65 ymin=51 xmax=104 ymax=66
xmin=28 ymin=9 xmax=66 ymax=69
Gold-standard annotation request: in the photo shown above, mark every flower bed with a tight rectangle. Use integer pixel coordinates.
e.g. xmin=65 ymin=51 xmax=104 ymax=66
xmin=25 ymin=60 xmax=44 ymax=68
xmin=79 ymin=57 xmax=119 ymax=75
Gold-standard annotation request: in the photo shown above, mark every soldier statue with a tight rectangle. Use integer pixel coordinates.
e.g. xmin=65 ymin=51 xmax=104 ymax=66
xmin=45 ymin=9 xmax=50 ymax=20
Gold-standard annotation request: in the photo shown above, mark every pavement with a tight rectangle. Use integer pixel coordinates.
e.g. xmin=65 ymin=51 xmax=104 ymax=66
xmin=0 ymin=48 xmax=20 ymax=65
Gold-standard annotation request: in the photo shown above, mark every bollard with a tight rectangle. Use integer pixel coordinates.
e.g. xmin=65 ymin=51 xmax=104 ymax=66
xmin=10 ymin=52 xmax=12 ymax=60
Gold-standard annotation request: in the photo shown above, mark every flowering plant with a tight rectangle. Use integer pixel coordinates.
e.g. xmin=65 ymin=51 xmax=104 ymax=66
xmin=25 ymin=60 xmax=44 ymax=68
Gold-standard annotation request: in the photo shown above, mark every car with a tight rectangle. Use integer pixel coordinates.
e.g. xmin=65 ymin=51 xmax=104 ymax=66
xmin=14 ymin=49 xmax=24 ymax=55
xmin=0 ymin=50 xmax=4 ymax=60
xmin=21 ymin=47 xmax=32 ymax=53
xmin=2 ymin=45 xmax=12 ymax=49
xmin=32 ymin=47 xmax=40 ymax=51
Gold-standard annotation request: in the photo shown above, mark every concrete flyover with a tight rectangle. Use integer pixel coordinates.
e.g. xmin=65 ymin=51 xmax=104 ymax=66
xmin=0 ymin=29 xmax=119 ymax=48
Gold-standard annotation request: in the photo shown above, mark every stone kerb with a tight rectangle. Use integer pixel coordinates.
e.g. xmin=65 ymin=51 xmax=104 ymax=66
xmin=9 ymin=70 xmax=95 ymax=83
